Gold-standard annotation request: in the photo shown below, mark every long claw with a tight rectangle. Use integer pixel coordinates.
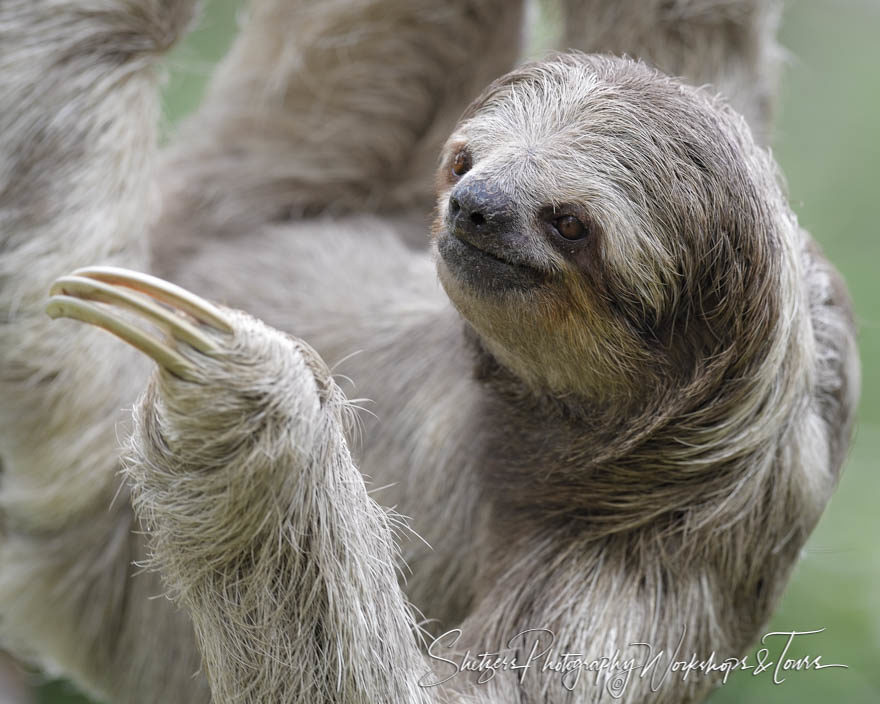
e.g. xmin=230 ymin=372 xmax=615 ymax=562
xmin=46 ymin=295 xmax=199 ymax=381
xmin=49 ymin=275 xmax=220 ymax=354
xmin=70 ymin=266 xmax=234 ymax=334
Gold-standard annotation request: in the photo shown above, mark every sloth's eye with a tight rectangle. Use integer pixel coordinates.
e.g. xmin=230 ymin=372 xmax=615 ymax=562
xmin=451 ymin=149 xmax=472 ymax=177
xmin=553 ymin=215 xmax=587 ymax=240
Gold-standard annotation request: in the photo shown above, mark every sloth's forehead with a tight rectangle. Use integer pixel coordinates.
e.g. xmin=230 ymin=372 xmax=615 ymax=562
xmin=458 ymin=57 xmax=724 ymax=175
xmin=458 ymin=112 xmax=653 ymax=207
xmin=461 ymin=82 xmax=689 ymax=178
xmin=466 ymin=76 xmax=604 ymax=150
xmin=464 ymin=114 xmax=588 ymax=158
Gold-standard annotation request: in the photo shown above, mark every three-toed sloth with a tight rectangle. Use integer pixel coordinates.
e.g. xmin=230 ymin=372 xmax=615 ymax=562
xmin=0 ymin=1 xmax=858 ymax=703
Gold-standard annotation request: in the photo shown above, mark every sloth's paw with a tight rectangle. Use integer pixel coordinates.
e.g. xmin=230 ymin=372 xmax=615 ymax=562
xmin=46 ymin=268 xmax=354 ymax=584
xmin=46 ymin=266 xmax=339 ymax=466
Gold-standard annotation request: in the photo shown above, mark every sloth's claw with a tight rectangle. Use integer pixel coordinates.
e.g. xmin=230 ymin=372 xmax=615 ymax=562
xmin=46 ymin=267 xmax=233 ymax=382
xmin=45 ymin=295 xmax=200 ymax=381
xmin=69 ymin=266 xmax=233 ymax=333
xmin=49 ymin=275 xmax=220 ymax=354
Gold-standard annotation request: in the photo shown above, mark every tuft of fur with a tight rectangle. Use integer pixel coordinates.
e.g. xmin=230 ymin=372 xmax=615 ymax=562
xmin=0 ymin=2 xmax=858 ymax=704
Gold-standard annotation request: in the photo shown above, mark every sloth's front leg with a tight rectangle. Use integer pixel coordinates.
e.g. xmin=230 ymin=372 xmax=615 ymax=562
xmin=48 ymin=267 xmax=435 ymax=704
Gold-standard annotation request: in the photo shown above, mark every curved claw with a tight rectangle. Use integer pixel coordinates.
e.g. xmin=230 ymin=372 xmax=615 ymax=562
xmin=46 ymin=295 xmax=199 ymax=382
xmin=45 ymin=266 xmax=234 ymax=382
xmin=70 ymin=266 xmax=233 ymax=333
xmin=50 ymin=275 xmax=220 ymax=354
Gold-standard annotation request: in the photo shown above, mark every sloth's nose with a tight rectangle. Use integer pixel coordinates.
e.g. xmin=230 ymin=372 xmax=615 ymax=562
xmin=447 ymin=180 xmax=516 ymax=240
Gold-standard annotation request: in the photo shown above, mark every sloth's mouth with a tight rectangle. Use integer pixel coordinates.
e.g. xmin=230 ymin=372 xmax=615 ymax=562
xmin=437 ymin=232 xmax=546 ymax=293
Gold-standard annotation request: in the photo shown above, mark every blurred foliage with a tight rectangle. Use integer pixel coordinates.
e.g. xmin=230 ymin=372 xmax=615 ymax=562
xmin=34 ymin=0 xmax=880 ymax=702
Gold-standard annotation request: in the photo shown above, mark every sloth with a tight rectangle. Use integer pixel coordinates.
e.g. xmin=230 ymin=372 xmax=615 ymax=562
xmin=0 ymin=1 xmax=858 ymax=704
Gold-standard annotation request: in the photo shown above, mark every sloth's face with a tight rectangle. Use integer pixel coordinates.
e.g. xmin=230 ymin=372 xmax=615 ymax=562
xmin=432 ymin=55 xmax=789 ymax=400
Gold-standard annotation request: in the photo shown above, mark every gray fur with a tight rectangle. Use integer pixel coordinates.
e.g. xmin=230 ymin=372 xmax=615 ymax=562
xmin=554 ymin=0 xmax=784 ymax=143
xmin=0 ymin=1 xmax=858 ymax=704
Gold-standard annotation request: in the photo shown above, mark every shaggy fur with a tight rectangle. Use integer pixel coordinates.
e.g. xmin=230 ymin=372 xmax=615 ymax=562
xmin=553 ymin=0 xmax=783 ymax=143
xmin=0 ymin=1 xmax=858 ymax=704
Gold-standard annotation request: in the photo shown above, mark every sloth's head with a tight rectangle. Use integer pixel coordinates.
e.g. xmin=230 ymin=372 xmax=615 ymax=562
xmin=432 ymin=54 xmax=801 ymax=406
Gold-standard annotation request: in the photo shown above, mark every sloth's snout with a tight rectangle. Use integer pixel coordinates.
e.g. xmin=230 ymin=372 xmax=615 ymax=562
xmin=447 ymin=180 xmax=516 ymax=242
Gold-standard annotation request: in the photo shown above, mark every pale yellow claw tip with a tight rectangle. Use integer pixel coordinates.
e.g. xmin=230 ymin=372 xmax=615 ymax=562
xmin=49 ymin=275 xmax=220 ymax=355
xmin=70 ymin=265 xmax=234 ymax=334
xmin=46 ymin=295 xmax=200 ymax=381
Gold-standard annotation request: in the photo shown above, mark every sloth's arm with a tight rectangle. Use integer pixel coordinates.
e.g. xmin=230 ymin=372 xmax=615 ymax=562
xmin=44 ymin=266 xmax=734 ymax=704
xmin=557 ymin=0 xmax=782 ymax=141
xmin=154 ymin=0 xmax=523 ymax=248
xmin=0 ymin=3 xmax=210 ymax=702
xmin=48 ymin=271 xmax=441 ymax=703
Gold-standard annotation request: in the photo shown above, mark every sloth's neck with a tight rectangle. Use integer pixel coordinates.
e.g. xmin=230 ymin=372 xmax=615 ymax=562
xmin=462 ymin=320 xmax=810 ymax=544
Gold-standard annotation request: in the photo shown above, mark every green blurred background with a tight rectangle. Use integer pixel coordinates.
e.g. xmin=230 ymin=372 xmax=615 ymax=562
xmin=32 ymin=0 xmax=880 ymax=702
